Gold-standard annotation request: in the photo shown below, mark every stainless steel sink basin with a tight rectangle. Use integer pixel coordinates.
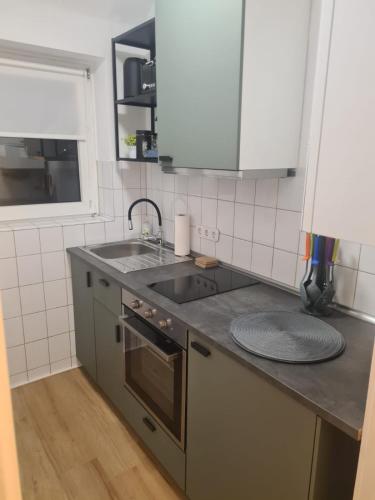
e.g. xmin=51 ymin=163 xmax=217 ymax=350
xmin=81 ymin=239 xmax=191 ymax=274
xmin=90 ymin=241 xmax=156 ymax=260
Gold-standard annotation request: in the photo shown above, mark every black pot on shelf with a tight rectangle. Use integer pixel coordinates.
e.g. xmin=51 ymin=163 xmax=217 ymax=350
xmin=123 ymin=57 xmax=147 ymax=98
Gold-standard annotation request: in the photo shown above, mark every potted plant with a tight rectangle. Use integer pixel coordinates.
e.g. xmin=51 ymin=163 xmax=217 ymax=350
xmin=124 ymin=134 xmax=137 ymax=159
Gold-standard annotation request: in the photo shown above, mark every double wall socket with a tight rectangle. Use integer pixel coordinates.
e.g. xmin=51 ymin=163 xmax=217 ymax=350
xmin=197 ymin=225 xmax=220 ymax=242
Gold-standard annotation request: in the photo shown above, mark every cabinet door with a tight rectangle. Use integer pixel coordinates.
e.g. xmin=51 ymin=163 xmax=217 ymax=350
xmin=186 ymin=333 xmax=316 ymax=500
xmin=94 ymin=300 xmax=124 ymax=409
xmin=71 ymin=257 xmax=96 ymax=380
xmin=303 ymin=0 xmax=375 ymax=245
xmin=155 ymin=0 xmax=243 ymax=170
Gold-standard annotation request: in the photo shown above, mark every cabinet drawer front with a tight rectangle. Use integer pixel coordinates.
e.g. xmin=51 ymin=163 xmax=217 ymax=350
xmin=117 ymin=386 xmax=185 ymax=490
xmin=93 ymin=271 xmax=121 ymax=316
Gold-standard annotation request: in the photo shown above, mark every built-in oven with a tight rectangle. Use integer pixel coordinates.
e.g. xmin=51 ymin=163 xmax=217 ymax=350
xmin=119 ymin=311 xmax=186 ymax=450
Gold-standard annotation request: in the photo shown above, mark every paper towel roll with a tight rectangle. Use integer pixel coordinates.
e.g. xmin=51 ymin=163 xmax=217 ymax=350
xmin=174 ymin=214 xmax=190 ymax=256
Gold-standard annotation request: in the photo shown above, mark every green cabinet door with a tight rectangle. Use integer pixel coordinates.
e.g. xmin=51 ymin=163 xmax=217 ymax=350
xmin=155 ymin=0 xmax=244 ymax=170
xmin=94 ymin=299 xmax=124 ymax=410
xmin=71 ymin=256 xmax=96 ymax=380
xmin=186 ymin=333 xmax=317 ymax=500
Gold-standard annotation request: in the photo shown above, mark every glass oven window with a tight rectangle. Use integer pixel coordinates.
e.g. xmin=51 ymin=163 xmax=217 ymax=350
xmin=124 ymin=318 xmax=183 ymax=442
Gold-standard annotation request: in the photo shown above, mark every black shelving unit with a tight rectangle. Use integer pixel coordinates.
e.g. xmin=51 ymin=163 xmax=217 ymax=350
xmin=112 ymin=18 xmax=157 ymax=163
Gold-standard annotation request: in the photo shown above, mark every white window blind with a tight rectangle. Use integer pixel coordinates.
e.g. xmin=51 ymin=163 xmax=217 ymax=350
xmin=0 ymin=61 xmax=86 ymax=138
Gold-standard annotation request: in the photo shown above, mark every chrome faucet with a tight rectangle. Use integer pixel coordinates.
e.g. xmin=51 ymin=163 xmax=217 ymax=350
xmin=127 ymin=198 xmax=163 ymax=245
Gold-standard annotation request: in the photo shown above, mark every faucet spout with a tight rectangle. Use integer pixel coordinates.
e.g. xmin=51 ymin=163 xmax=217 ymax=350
xmin=127 ymin=198 xmax=162 ymax=239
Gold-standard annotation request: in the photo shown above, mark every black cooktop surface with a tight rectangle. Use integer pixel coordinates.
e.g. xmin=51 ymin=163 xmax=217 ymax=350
xmin=148 ymin=267 xmax=259 ymax=304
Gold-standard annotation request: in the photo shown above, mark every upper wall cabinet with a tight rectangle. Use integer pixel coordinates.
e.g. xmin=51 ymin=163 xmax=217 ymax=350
xmin=302 ymin=0 xmax=375 ymax=246
xmin=155 ymin=0 xmax=311 ymax=174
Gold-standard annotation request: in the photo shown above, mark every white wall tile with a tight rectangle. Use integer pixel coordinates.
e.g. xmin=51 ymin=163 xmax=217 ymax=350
xmin=200 ymin=238 xmax=215 ymax=257
xmin=202 ymin=198 xmax=218 ymax=228
xmin=1 ymin=288 xmax=21 ymax=319
xmin=10 ymin=372 xmax=28 ymax=388
xmin=255 ymin=178 xmax=278 ymax=207
xmin=354 ymin=272 xmax=375 ymax=315
xmin=162 ymin=173 xmax=175 ymax=193
xmin=25 ymin=339 xmax=50 ymax=370
xmin=218 ymin=179 xmax=236 ymax=201
xmin=336 ymin=240 xmax=361 ymax=270
xmin=334 ymin=266 xmax=357 ymax=308
xmin=20 ymin=284 xmax=45 ymax=315
xmin=105 ymin=217 xmax=124 ymax=243
xmin=274 ymin=210 xmax=301 ymax=253
xmin=188 ymin=196 xmax=202 ymax=226
xmin=28 ymin=364 xmax=51 ymax=382
xmin=235 ymin=179 xmax=255 ymax=205
xmin=7 ymin=345 xmax=26 ymax=375
xmin=251 ymin=244 xmax=274 ymax=277
xmin=23 ymin=311 xmax=48 ymax=343
xmin=216 ymin=235 xmax=233 ymax=263
xmin=41 ymin=252 xmax=66 ymax=282
xmin=14 ymin=229 xmax=41 ymax=256
xmin=63 ymin=225 xmax=85 ymax=249
xmin=277 ymin=175 xmax=305 ymax=212
xmin=49 ymin=332 xmax=71 ymax=362
xmin=101 ymin=162 xmax=113 ymax=189
xmin=51 ymin=357 xmax=72 ymax=374
xmin=202 ymin=177 xmax=218 ymax=199
xmin=272 ymin=250 xmax=297 ymax=286
xmin=113 ymin=189 xmax=124 ymax=216
xmin=295 ymin=258 xmax=307 ymax=288
xmin=0 ymin=232 xmax=15 ymax=258
xmin=102 ymin=189 xmax=114 ymax=216
xmin=17 ymin=255 xmax=43 ymax=286
xmin=70 ymin=331 xmax=76 ymax=356
xmin=123 ymin=188 xmax=143 ymax=216
xmin=84 ymin=223 xmax=105 ymax=245
xmin=188 ymin=175 xmax=202 ymax=197
xmin=174 ymin=195 xmax=188 ymax=216
xmin=65 ymin=253 xmax=72 ymax=278
xmin=234 ymin=204 xmax=254 ymax=242
xmin=113 ymin=162 xmax=123 ymax=189
xmin=359 ymin=245 xmax=375 ymax=274
xmin=4 ymin=317 xmax=24 ymax=348
xmin=217 ymin=200 xmax=235 ymax=236
xmin=46 ymin=307 xmax=70 ymax=337
xmin=253 ymin=206 xmax=276 ymax=246
xmin=40 ymin=227 xmax=63 ymax=253
xmin=66 ymin=278 xmax=73 ymax=305
xmin=122 ymin=164 xmax=141 ymax=188
xmin=162 ymin=191 xmax=175 ymax=220
xmin=0 ymin=258 xmax=18 ymax=289
xmin=175 ymin=175 xmax=189 ymax=195
xmin=190 ymin=226 xmax=201 ymax=253
xmin=44 ymin=280 xmax=67 ymax=309
xmin=232 ymin=239 xmax=252 ymax=271
xmin=68 ymin=305 xmax=75 ymax=331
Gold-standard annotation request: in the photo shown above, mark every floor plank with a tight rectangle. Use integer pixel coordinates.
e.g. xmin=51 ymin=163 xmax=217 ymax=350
xmin=12 ymin=369 xmax=185 ymax=500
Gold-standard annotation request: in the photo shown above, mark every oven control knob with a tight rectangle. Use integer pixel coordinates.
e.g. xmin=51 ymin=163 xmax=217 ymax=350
xmin=144 ymin=308 xmax=157 ymax=318
xmin=130 ymin=299 xmax=142 ymax=309
xmin=158 ymin=318 xmax=172 ymax=329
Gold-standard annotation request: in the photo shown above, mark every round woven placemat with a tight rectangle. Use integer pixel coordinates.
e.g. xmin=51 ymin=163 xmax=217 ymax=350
xmin=230 ymin=311 xmax=345 ymax=364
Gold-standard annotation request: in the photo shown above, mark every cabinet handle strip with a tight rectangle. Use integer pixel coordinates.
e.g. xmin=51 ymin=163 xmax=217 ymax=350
xmin=191 ymin=341 xmax=211 ymax=358
xmin=142 ymin=417 xmax=156 ymax=432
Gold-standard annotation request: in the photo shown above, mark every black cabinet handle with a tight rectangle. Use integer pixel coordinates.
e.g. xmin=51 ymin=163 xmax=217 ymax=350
xmin=191 ymin=341 xmax=211 ymax=358
xmin=99 ymin=278 xmax=110 ymax=287
xmin=142 ymin=417 xmax=156 ymax=432
xmin=115 ymin=325 xmax=122 ymax=343
xmin=86 ymin=271 xmax=92 ymax=288
xmin=159 ymin=155 xmax=173 ymax=163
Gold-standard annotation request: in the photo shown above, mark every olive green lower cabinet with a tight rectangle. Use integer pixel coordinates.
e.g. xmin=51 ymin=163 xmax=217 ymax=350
xmin=186 ymin=332 xmax=358 ymax=500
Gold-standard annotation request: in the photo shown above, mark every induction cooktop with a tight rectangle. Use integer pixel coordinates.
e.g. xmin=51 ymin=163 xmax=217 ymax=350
xmin=148 ymin=267 xmax=259 ymax=304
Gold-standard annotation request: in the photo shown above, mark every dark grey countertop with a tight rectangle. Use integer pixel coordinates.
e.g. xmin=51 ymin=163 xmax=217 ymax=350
xmin=68 ymin=246 xmax=375 ymax=441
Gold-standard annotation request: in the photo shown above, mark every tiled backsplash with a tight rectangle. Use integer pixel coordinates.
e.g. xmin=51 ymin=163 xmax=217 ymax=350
xmin=144 ymin=164 xmax=375 ymax=319
xmin=4 ymin=160 xmax=375 ymax=388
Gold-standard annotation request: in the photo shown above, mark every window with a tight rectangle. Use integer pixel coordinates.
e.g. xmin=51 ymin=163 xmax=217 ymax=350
xmin=0 ymin=59 xmax=97 ymax=220
xmin=0 ymin=138 xmax=81 ymax=206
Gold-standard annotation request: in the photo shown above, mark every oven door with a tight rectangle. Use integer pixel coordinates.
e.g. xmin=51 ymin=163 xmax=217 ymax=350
xmin=119 ymin=314 xmax=186 ymax=449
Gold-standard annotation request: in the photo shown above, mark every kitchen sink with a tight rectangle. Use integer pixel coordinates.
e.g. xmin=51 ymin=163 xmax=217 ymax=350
xmin=90 ymin=241 xmax=156 ymax=260
xmin=81 ymin=239 xmax=191 ymax=274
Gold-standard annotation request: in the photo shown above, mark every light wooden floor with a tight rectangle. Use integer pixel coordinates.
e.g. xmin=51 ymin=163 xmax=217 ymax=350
xmin=12 ymin=368 xmax=185 ymax=500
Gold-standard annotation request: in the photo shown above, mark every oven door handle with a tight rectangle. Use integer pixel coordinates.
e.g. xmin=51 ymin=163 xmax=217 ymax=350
xmin=118 ymin=315 xmax=179 ymax=363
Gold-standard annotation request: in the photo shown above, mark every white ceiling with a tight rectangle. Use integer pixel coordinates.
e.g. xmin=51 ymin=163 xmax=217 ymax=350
xmin=3 ymin=0 xmax=155 ymax=25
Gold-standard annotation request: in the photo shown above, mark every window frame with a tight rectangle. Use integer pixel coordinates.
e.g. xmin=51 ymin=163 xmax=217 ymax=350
xmin=0 ymin=59 xmax=98 ymax=221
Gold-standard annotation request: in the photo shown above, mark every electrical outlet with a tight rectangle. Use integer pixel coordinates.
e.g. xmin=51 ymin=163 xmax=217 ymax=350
xmin=197 ymin=225 xmax=220 ymax=242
